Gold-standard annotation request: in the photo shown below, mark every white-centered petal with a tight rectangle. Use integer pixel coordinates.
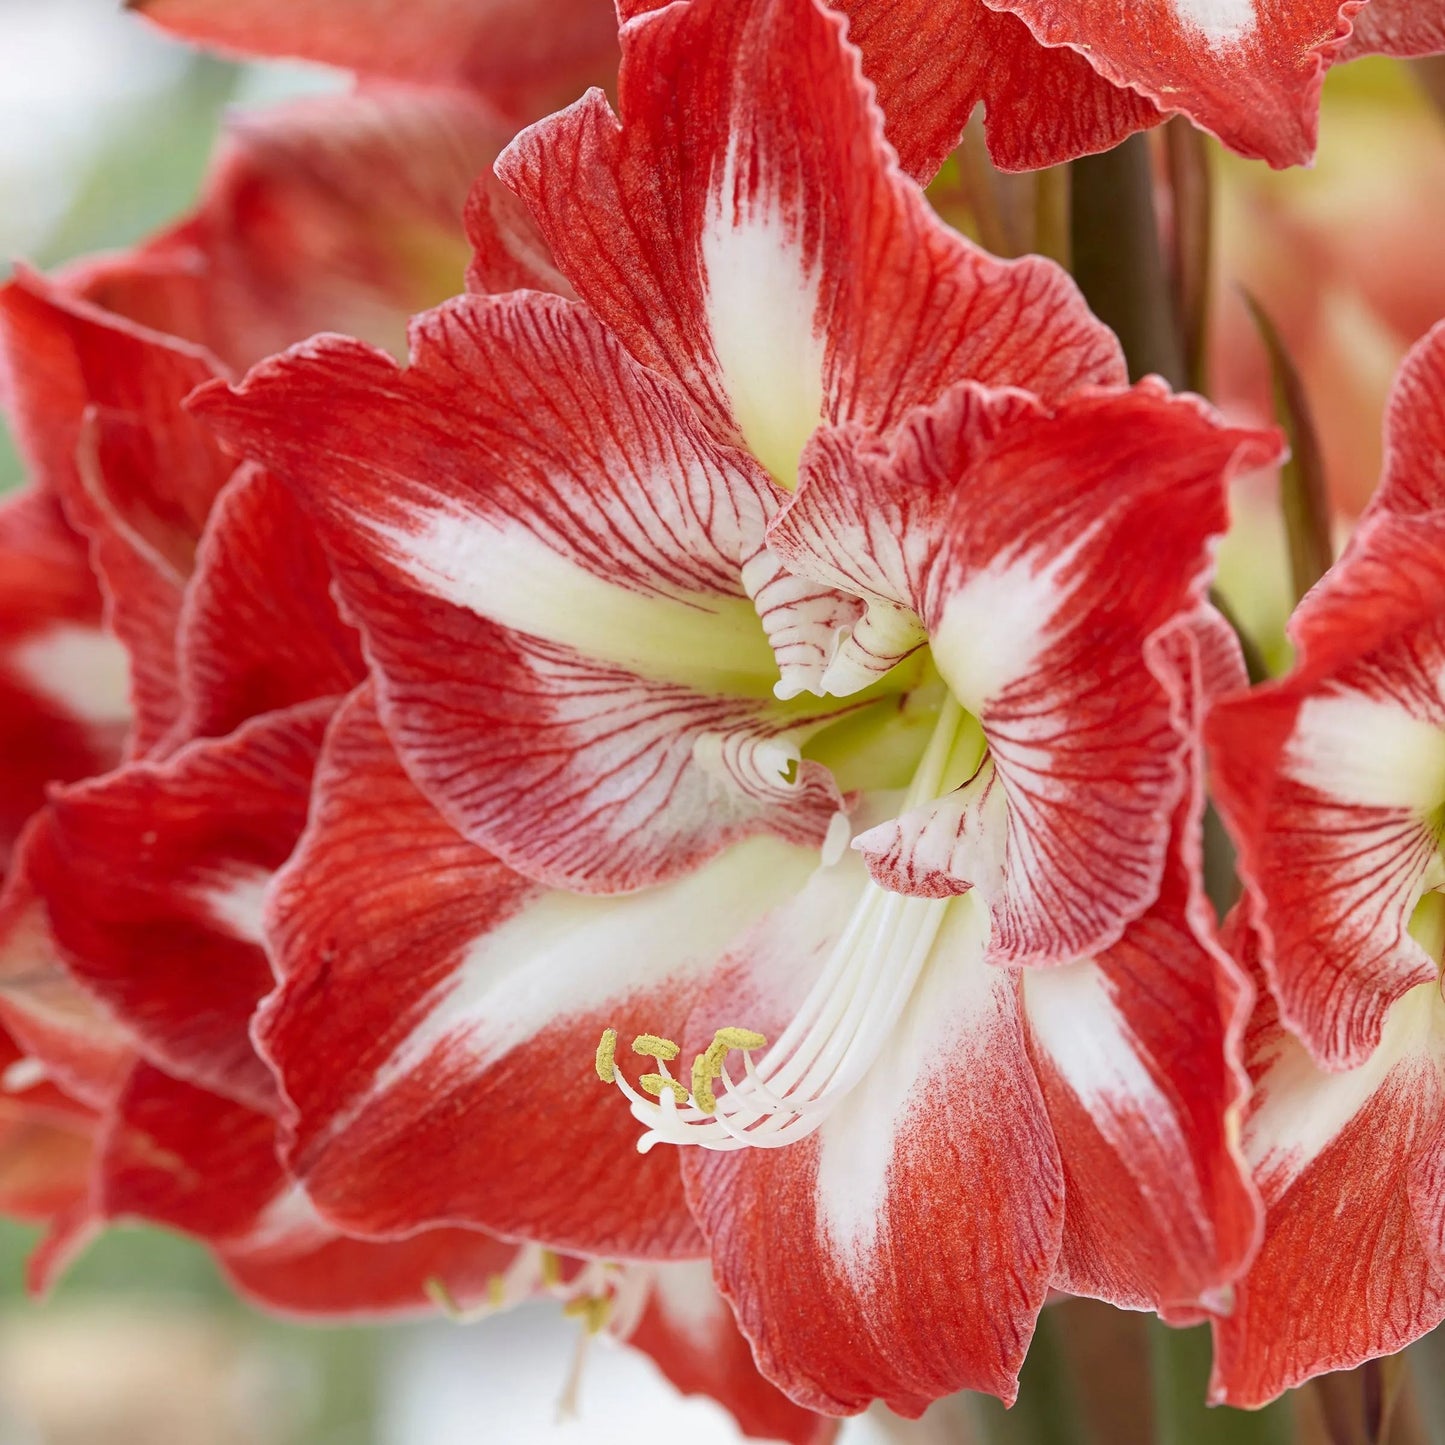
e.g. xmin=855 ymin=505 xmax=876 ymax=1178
xmin=367 ymin=506 xmax=780 ymax=694
xmin=702 ymin=138 xmax=825 ymax=490
xmin=1285 ymin=688 xmax=1445 ymax=814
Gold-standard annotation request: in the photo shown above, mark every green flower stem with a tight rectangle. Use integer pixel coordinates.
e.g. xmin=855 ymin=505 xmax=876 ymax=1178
xmin=1151 ymin=1321 xmax=1296 ymax=1445
xmin=1068 ymin=134 xmax=1187 ymax=388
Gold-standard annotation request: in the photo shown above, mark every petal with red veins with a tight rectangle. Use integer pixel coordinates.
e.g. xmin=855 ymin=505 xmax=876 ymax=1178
xmin=195 ymin=293 xmax=844 ymax=893
xmin=680 ymin=871 xmax=1063 ymax=1415
xmin=627 ymin=1260 xmax=836 ymax=1445
xmin=1210 ymin=924 xmax=1445 ymax=1406
xmin=18 ymin=702 xmax=335 ymax=1110
xmin=829 ymin=0 xmax=1163 ymax=180
xmin=501 ymin=0 xmax=1123 ymax=486
xmin=97 ymin=1061 xmax=520 ymax=1316
xmin=0 ymin=488 xmax=126 ymax=871
xmin=1023 ymin=614 xmax=1258 ymax=1319
xmin=170 ymin=466 xmax=364 ymax=747
xmin=1210 ymin=509 xmax=1445 ymax=1068
xmin=258 ymin=687 xmax=821 ymax=1258
xmin=996 ymin=0 xmax=1352 ymax=169
xmin=0 ymin=269 xmax=229 ymax=554
xmin=778 ymin=381 xmax=1275 ymax=964
xmin=126 ymin=0 xmax=619 ymax=120
xmin=1339 ymin=0 xmax=1445 ymax=58
xmin=78 ymin=86 xmax=511 ymax=372
xmin=464 ymin=169 xmax=575 ymax=299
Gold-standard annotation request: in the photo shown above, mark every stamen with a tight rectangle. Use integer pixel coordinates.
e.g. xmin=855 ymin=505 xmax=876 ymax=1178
xmin=640 ymin=1073 xmax=689 ymax=1104
xmin=713 ymin=1027 xmax=767 ymax=1050
xmin=594 ymin=693 xmax=983 ymax=1155
xmin=562 ymin=1295 xmax=612 ymax=1333
xmin=631 ymin=1033 xmax=680 ymax=1060
xmin=594 ymin=1029 xmax=618 ymax=1083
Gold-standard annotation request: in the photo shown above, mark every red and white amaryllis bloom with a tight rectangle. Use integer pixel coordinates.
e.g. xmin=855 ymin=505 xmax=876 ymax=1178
xmin=196 ymin=0 xmax=1272 ymax=1412
xmin=1208 ymin=320 xmax=1445 ymax=1404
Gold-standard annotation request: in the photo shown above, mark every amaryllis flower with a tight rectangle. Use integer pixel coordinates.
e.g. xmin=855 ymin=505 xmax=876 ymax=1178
xmin=127 ymin=0 xmax=620 ymax=126
xmin=197 ymin=0 xmax=1272 ymax=1414
xmin=1207 ymin=320 xmax=1445 ymax=1402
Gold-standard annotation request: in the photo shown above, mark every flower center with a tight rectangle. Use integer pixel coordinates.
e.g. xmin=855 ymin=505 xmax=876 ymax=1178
xmin=597 ymin=695 xmax=984 ymax=1152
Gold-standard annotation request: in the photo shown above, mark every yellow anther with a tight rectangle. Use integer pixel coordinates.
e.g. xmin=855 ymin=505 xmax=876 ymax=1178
xmin=563 ymin=1294 xmax=612 ymax=1334
xmin=631 ymin=1033 xmax=681 ymax=1061
xmin=595 ymin=1029 xmax=618 ymax=1083
xmin=641 ymin=1073 xmax=689 ymax=1104
xmin=425 ymin=1276 xmax=463 ymax=1317
xmin=487 ymin=1274 xmax=507 ymax=1309
xmin=713 ymin=1027 xmax=767 ymax=1051
xmin=540 ymin=1249 xmax=562 ymax=1289
xmin=691 ymin=1051 xmax=720 ymax=1115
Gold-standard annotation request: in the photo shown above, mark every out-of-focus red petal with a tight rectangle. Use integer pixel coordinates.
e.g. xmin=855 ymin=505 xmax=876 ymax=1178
xmin=1340 ymin=0 xmax=1445 ymax=58
xmin=81 ymin=85 xmax=512 ymax=371
xmin=126 ymin=0 xmax=619 ymax=121
xmin=20 ymin=702 xmax=335 ymax=1110
xmin=0 ymin=489 xmax=125 ymax=873
xmin=628 ymin=1261 xmax=837 ymax=1444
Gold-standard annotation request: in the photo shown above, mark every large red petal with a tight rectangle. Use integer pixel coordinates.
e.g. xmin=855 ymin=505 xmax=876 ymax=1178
xmin=259 ymin=687 xmax=821 ymax=1258
xmin=996 ymin=0 xmax=1354 ymax=168
xmin=127 ymin=0 xmax=619 ymax=121
xmin=502 ymin=0 xmax=1123 ymax=488
xmin=678 ymin=865 xmax=1063 ymax=1415
xmin=169 ymin=466 xmax=364 ymax=747
xmin=19 ymin=703 xmax=334 ymax=1110
xmin=1023 ymin=614 xmax=1259 ymax=1318
xmin=195 ymin=293 xmax=843 ymax=894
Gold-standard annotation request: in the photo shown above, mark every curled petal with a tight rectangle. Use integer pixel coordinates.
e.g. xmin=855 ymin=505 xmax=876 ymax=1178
xmin=18 ymin=703 xmax=334 ymax=1109
xmin=778 ymin=380 xmax=1276 ymax=964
